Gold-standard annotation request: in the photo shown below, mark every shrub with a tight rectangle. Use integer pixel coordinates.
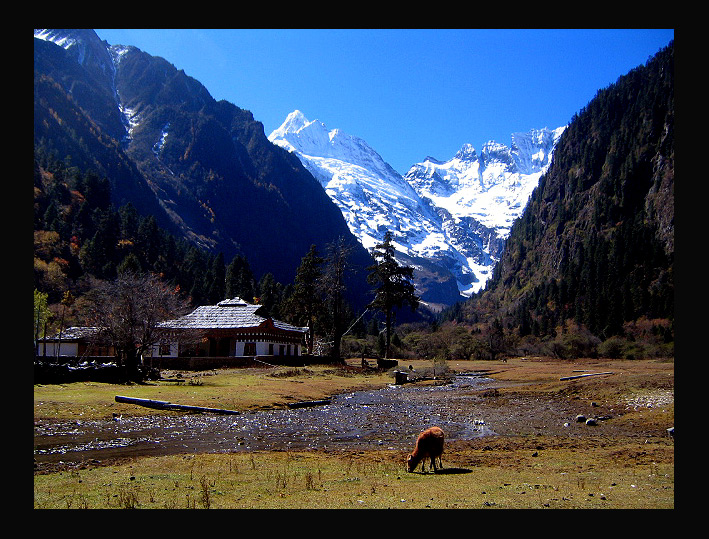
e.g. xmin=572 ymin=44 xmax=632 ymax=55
xmin=598 ymin=336 xmax=625 ymax=359
xmin=545 ymin=322 xmax=600 ymax=359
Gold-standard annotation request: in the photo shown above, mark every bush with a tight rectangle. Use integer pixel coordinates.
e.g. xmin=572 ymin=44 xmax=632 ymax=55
xmin=597 ymin=336 xmax=625 ymax=359
xmin=544 ymin=322 xmax=600 ymax=359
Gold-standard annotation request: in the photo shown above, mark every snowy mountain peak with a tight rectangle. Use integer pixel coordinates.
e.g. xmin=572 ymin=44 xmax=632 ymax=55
xmin=509 ymin=126 xmax=566 ymax=174
xmin=283 ymin=109 xmax=310 ymax=129
xmin=270 ymin=109 xmax=313 ymax=138
xmin=269 ymin=111 xmax=330 ymax=156
xmin=269 ymin=111 xmax=425 ymax=252
xmin=269 ymin=110 xmax=566 ymax=302
xmin=454 ymin=143 xmax=478 ymax=162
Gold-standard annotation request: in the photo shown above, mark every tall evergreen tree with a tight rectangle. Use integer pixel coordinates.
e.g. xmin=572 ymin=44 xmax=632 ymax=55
xmin=367 ymin=231 xmax=419 ymax=359
xmin=257 ymin=273 xmax=283 ymax=318
xmin=321 ymin=237 xmax=353 ymax=361
xmin=287 ymin=244 xmax=324 ymax=355
xmin=80 ymin=208 xmax=119 ymax=279
xmin=119 ymin=203 xmax=140 ymax=242
xmin=206 ymin=252 xmax=226 ymax=304
xmin=136 ymin=215 xmax=161 ymax=269
xmin=184 ymin=246 xmax=209 ymax=305
xmin=225 ymin=254 xmax=256 ymax=301
xmin=118 ymin=252 xmax=143 ymax=275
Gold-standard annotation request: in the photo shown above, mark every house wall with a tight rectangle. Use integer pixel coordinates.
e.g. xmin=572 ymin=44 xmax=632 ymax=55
xmin=38 ymin=342 xmax=79 ymax=357
xmin=152 ymin=338 xmax=301 ymax=358
xmin=151 ymin=342 xmax=179 ymax=358
xmin=229 ymin=339 xmax=302 ymax=357
xmin=234 ymin=341 xmax=301 ymax=357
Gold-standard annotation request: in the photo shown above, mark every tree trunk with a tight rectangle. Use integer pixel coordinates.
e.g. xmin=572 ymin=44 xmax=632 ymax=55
xmin=307 ymin=325 xmax=314 ymax=355
xmin=124 ymin=348 xmax=142 ymax=382
xmin=332 ymin=325 xmax=342 ymax=362
xmin=385 ymin=308 xmax=392 ymax=359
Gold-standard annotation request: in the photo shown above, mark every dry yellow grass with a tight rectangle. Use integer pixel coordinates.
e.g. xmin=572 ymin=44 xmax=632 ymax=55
xmin=34 ymin=356 xmax=673 ymax=509
xmin=34 ymin=364 xmax=392 ymax=420
xmin=33 ymin=437 xmax=673 ymax=509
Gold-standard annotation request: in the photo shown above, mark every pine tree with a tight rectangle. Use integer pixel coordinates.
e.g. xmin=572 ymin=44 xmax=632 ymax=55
xmin=288 ymin=245 xmax=324 ymax=354
xmin=321 ymin=237 xmax=354 ymax=361
xmin=118 ymin=252 xmax=143 ymax=275
xmin=206 ymin=252 xmax=226 ymax=304
xmin=184 ymin=247 xmax=209 ymax=305
xmin=257 ymin=273 xmax=283 ymax=318
xmin=119 ymin=203 xmax=140 ymax=242
xmin=136 ymin=215 xmax=161 ymax=269
xmin=367 ymin=231 xmax=419 ymax=359
xmin=225 ymin=254 xmax=256 ymax=301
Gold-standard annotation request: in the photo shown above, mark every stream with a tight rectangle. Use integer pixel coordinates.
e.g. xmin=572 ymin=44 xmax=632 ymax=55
xmin=34 ymin=374 xmax=498 ymax=465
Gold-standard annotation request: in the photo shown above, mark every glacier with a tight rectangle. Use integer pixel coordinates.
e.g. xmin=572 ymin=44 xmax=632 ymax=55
xmin=270 ymin=111 xmax=565 ymax=304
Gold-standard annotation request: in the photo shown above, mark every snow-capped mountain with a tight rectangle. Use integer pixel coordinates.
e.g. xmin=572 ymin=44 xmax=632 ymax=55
xmin=269 ymin=111 xmax=442 ymax=253
xmin=268 ymin=111 xmax=464 ymax=307
xmin=269 ymin=111 xmax=565 ymax=304
xmin=405 ymin=128 xmax=566 ymax=293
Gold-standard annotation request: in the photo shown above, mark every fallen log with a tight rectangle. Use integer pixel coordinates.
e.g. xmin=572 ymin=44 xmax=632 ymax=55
xmin=115 ymin=395 xmax=240 ymax=414
xmin=286 ymin=399 xmax=331 ymax=409
xmin=559 ymin=372 xmax=614 ymax=381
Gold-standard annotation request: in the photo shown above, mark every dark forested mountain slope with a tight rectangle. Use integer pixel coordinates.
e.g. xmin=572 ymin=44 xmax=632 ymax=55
xmin=34 ymin=38 xmax=164 ymax=223
xmin=34 ymin=30 xmax=372 ymax=301
xmin=451 ymin=42 xmax=674 ymax=342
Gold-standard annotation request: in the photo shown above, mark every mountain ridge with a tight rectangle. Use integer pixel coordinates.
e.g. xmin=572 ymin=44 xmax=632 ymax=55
xmin=453 ymin=41 xmax=674 ymax=348
xmin=269 ymin=110 xmax=565 ymax=303
xmin=34 ymin=29 xmax=373 ymax=307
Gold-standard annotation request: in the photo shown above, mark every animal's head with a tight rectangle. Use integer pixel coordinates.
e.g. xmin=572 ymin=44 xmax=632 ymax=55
xmin=406 ymin=454 xmax=415 ymax=472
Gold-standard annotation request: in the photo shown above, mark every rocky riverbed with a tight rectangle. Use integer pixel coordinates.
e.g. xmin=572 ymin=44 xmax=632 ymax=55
xmin=34 ymin=358 xmax=674 ymax=476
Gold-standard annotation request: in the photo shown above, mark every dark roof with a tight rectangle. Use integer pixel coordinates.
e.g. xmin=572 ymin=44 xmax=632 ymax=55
xmin=158 ymin=297 xmax=308 ymax=333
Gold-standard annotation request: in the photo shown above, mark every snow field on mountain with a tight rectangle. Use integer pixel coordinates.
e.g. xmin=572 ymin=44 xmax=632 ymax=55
xmin=270 ymin=111 xmax=565 ymax=297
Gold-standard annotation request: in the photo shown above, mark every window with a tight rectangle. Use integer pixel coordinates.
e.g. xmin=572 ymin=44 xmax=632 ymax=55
xmin=244 ymin=342 xmax=256 ymax=356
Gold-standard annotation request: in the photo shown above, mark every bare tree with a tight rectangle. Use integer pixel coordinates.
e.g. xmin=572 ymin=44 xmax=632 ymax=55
xmin=83 ymin=272 xmax=193 ymax=381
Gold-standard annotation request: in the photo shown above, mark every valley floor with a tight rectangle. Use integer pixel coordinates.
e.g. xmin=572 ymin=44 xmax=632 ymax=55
xmin=33 ymin=356 xmax=674 ymax=508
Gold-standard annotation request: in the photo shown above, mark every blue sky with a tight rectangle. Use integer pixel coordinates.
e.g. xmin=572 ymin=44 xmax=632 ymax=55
xmin=95 ymin=29 xmax=674 ymax=175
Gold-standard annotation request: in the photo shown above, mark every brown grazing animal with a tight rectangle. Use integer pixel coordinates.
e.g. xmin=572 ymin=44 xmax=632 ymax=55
xmin=407 ymin=426 xmax=444 ymax=472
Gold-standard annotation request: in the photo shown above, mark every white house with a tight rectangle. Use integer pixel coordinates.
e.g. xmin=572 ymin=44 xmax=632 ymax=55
xmin=36 ymin=326 xmax=115 ymax=358
xmin=153 ymin=297 xmax=309 ymax=360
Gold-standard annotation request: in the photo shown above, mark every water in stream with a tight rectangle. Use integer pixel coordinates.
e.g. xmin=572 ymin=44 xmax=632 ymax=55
xmin=34 ymin=374 xmax=497 ymax=465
